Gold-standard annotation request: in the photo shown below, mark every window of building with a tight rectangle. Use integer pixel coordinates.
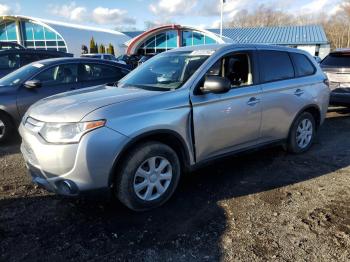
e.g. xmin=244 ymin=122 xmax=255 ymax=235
xmin=0 ymin=22 xmax=18 ymax=41
xmin=193 ymin=32 xmax=205 ymax=45
xmin=156 ymin=33 xmax=166 ymax=48
xmin=290 ymin=53 xmax=315 ymax=77
xmin=19 ymin=21 xmax=68 ymax=52
xmin=259 ymin=51 xmax=295 ymax=83
xmin=166 ymin=31 xmax=177 ymax=48
xmin=182 ymin=31 xmax=192 ymax=46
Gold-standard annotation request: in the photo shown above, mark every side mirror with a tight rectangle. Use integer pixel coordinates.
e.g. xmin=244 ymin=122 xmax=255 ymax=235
xmin=200 ymin=76 xmax=231 ymax=94
xmin=24 ymin=80 xmax=41 ymax=89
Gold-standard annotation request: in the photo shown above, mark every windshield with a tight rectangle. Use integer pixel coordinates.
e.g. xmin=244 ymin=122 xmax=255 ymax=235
xmin=119 ymin=51 xmax=210 ymax=90
xmin=0 ymin=63 xmax=44 ymax=87
xmin=321 ymin=53 xmax=350 ymax=67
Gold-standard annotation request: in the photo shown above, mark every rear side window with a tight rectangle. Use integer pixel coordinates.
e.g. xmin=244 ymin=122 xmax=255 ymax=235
xmin=321 ymin=53 xmax=350 ymax=67
xmin=291 ymin=53 xmax=315 ymax=77
xmin=79 ymin=63 xmax=126 ymax=82
xmin=259 ymin=50 xmax=294 ymax=82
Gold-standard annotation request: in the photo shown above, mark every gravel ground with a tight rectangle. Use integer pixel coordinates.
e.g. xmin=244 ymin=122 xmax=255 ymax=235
xmin=0 ymin=109 xmax=349 ymax=262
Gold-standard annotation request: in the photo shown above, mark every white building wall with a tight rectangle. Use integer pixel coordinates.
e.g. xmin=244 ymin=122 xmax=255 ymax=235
xmin=296 ymin=45 xmax=317 ymax=56
xmin=44 ymin=21 xmax=131 ymax=57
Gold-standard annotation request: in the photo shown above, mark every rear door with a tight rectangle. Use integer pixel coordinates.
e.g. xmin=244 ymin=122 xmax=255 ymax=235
xmin=78 ymin=62 xmax=129 ymax=88
xmin=258 ymin=50 xmax=317 ymax=142
xmin=17 ymin=63 xmax=79 ymax=116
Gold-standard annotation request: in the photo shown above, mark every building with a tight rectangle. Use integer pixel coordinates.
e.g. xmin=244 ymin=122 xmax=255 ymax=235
xmin=0 ymin=15 xmax=130 ymax=56
xmin=1 ymin=15 xmax=330 ymax=58
xmin=124 ymin=24 xmax=233 ymax=56
xmin=123 ymin=25 xmax=330 ymax=58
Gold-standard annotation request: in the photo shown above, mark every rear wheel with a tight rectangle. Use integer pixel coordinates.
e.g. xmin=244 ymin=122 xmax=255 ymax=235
xmin=115 ymin=142 xmax=181 ymax=211
xmin=287 ymin=112 xmax=316 ymax=154
xmin=0 ymin=112 xmax=14 ymax=143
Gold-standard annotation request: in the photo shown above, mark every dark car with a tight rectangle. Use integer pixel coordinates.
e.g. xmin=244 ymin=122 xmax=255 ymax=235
xmin=137 ymin=55 xmax=153 ymax=66
xmin=0 ymin=57 xmax=130 ymax=142
xmin=320 ymin=50 xmax=350 ymax=106
xmin=0 ymin=49 xmax=73 ymax=78
xmin=117 ymin=54 xmax=140 ymax=69
xmin=0 ymin=42 xmax=25 ymax=50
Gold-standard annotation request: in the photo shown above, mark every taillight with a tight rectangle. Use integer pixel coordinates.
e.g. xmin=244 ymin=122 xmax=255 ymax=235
xmin=324 ymin=78 xmax=330 ymax=87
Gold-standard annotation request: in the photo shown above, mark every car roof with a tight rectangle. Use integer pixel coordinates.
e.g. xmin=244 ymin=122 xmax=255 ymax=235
xmin=28 ymin=57 xmax=131 ymax=70
xmin=81 ymin=53 xmax=113 ymax=56
xmin=166 ymin=43 xmax=307 ymax=55
xmin=0 ymin=48 xmax=73 ymax=56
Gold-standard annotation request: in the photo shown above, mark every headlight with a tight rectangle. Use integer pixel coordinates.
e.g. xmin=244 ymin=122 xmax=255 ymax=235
xmin=39 ymin=120 xmax=105 ymax=144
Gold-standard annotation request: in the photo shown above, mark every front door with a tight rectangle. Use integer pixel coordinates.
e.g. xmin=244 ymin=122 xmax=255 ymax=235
xmin=190 ymin=50 xmax=262 ymax=162
xmin=17 ymin=63 xmax=79 ymax=117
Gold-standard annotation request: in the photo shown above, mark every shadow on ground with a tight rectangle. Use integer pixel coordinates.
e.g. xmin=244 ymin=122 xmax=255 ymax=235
xmin=1 ymin=111 xmax=350 ymax=261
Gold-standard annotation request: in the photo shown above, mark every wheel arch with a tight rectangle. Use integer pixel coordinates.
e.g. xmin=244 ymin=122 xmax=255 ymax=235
xmin=108 ymin=129 xmax=192 ymax=186
xmin=288 ymin=104 xmax=322 ymax=139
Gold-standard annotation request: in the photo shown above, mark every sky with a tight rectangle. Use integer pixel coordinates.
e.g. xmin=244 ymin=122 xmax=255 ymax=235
xmin=0 ymin=0 xmax=343 ymax=31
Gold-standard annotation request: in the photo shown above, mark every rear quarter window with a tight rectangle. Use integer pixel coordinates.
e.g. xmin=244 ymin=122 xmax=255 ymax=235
xmin=259 ymin=50 xmax=294 ymax=83
xmin=290 ymin=53 xmax=316 ymax=77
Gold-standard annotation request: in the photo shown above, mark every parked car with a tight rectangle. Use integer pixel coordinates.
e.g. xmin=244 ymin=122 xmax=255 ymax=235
xmin=0 ymin=57 xmax=130 ymax=142
xmin=137 ymin=55 xmax=153 ymax=66
xmin=117 ymin=54 xmax=140 ymax=69
xmin=81 ymin=53 xmax=118 ymax=61
xmin=0 ymin=49 xmax=73 ymax=78
xmin=19 ymin=44 xmax=330 ymax=211
xmin=0 ymin=41 xmax=25 ymax=50
xmin=320 ymin=50 xmax=350 ymax=106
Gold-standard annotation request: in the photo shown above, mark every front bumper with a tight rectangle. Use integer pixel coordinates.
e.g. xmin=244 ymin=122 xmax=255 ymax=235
xmin=19 ymin=123 xmax=129 ymax=196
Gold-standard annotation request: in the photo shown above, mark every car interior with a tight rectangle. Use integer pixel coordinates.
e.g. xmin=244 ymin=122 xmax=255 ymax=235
xmin=206 ymin=53 xmax=253 ymax=88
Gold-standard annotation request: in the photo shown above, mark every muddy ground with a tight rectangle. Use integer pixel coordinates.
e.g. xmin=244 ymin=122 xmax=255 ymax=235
xmin=0 ymin=109 xmax=349 ymax=262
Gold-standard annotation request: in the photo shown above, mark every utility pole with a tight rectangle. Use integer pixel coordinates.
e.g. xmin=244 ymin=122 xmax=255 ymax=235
xmin=220 ymin=0 xmax=224 ymax=39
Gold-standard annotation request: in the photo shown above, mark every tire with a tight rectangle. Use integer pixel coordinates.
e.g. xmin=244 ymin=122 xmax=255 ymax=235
xmin=115 ymin=141 xmax=181 ymax=211
xmin=0 ymin=112 xmax=14 ymax=144
xmin=287 ymin=111 xmax=316 ymax=154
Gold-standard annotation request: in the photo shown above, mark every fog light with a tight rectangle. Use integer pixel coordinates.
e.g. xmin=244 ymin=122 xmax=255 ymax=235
xmin=56 ymin=180 xmax=78 ymax=195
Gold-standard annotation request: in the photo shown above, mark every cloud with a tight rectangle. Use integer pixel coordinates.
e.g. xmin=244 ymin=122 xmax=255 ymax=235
xmin=92 ymin=7 xmax=136 ymax=25
xmin=50 ymin=2 xmax=87 ymax=22
xmin=149 ymin=0 xmax=198 ymax=16
xmin=300 ymin=0 xmax=345 ymax=14
xmin=0 ymin=4 xmax=12 ymax=15
xmin=50 ymin=2 xmax=136 ymax=25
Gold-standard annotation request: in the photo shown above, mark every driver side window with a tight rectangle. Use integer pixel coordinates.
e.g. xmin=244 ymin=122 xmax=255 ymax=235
xmin=206 ymin=53 xmax=253 ymax=88
xmin=34 ymin=64 xmax=78 ymax=87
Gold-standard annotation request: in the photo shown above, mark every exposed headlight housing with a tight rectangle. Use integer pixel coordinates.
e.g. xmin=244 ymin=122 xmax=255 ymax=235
xmin=39 ymin=120 xmax=105 ymax=144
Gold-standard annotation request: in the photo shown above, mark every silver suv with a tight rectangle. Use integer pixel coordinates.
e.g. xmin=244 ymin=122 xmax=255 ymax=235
xmin=19 ymin=44 xmax=330 ymax=211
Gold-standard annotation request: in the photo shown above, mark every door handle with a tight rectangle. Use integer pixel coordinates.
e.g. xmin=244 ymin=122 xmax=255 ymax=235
xmin=247 ymin=97 xmax=260 ymax=106
xmin=294 ymin=89 xmax=304 ymax=96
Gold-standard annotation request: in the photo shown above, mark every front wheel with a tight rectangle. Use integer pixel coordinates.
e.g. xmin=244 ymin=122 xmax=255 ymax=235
xmin=0 ymin=112 xmax=14 ymax=144
xmin=115 ymin=142 xmax=181 ymax=211
xmin=287 ymin=112 xmax=316 ymax=154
